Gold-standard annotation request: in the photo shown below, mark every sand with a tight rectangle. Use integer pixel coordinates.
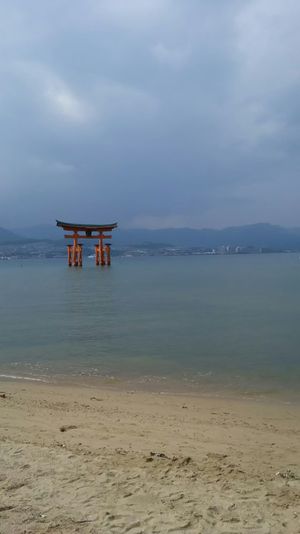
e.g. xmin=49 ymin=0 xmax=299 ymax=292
xmin=0 ymin=380 xmax=299 ymax=533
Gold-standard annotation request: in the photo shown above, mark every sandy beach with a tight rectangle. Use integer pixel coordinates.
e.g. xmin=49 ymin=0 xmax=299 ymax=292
xmin=0 ymin=380 xmax=299 ymax=534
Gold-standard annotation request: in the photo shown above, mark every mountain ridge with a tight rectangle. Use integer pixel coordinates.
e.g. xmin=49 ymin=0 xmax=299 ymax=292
xmin=0 ymin=227 xmax=28 ymax=244
xmin=3 ymin=222 xmax=300 ymax=250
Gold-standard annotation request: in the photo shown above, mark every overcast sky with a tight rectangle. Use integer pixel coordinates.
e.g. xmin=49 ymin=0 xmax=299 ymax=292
xmin=0 ymin=0 xmax=299 ymax=229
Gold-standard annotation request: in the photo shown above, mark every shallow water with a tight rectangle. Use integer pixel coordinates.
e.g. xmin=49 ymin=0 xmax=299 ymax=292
xmin=0 ymin=254 xmax=299 ymax=397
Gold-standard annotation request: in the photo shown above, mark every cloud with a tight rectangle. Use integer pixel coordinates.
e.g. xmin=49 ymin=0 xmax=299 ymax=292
xmin=128 ymin=214 xmax=192 ymax=230
xmin=0 ymin=0 xmax=299 ymax=228
xmin=232 ymin=0 xmax=300 ymax=147
xmin=12 ymin=61 xmax=91 ymax=123
xmin=236 ymin=0 xmax=300 ymax=91
xmin=90 ymin=0 xmax=171 ymax=28
xmin=92 ymin=80 xmax=159 ymax=123
xmin=151 ymin=43 xmax=190 ymax=68
xmin=46 ymin=84 xmax=89 ymax=122
xmin=28 ymin=157 xmax=76 ymax=176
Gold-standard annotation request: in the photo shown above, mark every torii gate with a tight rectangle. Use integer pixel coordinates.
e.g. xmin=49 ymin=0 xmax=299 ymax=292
xmin=56 ymin=220 xmax=118 ymax=267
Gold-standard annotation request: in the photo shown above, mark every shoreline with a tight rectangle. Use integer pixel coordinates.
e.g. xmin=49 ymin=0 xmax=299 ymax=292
xmin=0 ymin=370 xmax=300 ymax=406
xmin=1 ymin=379 xmax=299 ymax=532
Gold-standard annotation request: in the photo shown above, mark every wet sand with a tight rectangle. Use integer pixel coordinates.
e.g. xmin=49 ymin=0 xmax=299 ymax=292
xmin=0 ymin=379 xmax=299 ymax=533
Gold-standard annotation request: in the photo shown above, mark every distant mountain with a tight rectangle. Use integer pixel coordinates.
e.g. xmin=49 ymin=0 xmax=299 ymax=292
xmin=0 ymin=227 xmax=26 ymax=244
xmin=6 ymin=223 xmax=300 ymax=250
xmin=114 ymin=224 xmax=300 ymax=250
xmin=14 ymin=224 xmax=62 ymax=241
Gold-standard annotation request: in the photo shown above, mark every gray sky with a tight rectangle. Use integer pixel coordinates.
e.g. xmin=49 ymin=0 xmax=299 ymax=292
xmin=0 ymin=0 xmax=299 ymax=229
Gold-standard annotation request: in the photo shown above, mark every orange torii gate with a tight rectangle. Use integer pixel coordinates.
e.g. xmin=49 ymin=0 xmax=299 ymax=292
xmin=56 ymin=220 xmax=118 ymax=267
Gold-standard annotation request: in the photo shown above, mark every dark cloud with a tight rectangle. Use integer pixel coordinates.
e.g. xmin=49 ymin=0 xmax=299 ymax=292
xmin=0 ymin=0 xmax=299 ymax=228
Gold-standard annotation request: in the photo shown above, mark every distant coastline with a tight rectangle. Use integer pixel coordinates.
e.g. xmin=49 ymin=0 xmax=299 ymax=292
xmin=2 ymin=222 xmax=300 ymax=259
xmin=0 ymin=245 xmax=296 ymax=261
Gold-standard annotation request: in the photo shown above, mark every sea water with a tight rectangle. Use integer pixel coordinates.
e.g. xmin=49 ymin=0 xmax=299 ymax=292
xmin=0 ymin=254 xmax=299 ymax=398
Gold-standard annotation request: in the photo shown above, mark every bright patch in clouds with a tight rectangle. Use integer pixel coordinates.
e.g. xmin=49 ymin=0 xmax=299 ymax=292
xmin=46 ymin=84 xmax=89 ymax=122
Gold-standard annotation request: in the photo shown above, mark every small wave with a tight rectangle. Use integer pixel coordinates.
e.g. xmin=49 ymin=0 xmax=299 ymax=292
xmin=0 ymin=374 xmax=48 ymax=383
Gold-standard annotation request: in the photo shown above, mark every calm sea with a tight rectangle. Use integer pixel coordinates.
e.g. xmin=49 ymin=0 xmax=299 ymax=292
xmin=0 ymin=254 xmax=299 ymax=398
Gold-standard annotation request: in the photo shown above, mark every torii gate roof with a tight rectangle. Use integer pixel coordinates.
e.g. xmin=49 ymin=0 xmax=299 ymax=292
xmin=56 ymin=220 xmax=118 ymax=232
